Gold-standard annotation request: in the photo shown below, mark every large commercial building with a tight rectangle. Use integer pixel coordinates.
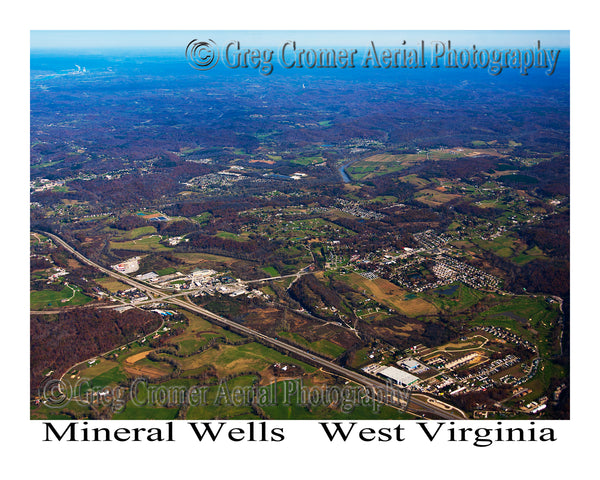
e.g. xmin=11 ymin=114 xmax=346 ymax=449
xmin=399 ymin=358 xmax=421 ymax=371
xmin=135 ymin=271 xmax=159 ymax=282
xmin=379 ymin=366 xmax=419 ymax=387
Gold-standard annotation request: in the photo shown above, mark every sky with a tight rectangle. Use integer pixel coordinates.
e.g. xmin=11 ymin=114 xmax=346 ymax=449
xmin=31 ymin=30 xmax=570 ymax=51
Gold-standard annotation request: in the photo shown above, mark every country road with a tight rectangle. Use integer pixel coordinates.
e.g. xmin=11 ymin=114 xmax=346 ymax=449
xmin=36 ymin=230 xmax=467 ymax=420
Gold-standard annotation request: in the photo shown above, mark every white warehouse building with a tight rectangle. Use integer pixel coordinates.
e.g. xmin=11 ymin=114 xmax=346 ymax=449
xmin=379 ymin=366 xmax=419 ymax=387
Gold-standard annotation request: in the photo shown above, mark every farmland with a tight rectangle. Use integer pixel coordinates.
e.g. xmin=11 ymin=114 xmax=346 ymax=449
xmin=30 ymin=285 xmax=93 ymax=310
xmin=109 ymin=235 xmax=172 ymax=252
xmin=95 ymin=276 xmax=131 ymax=293
xmin=342 ymin=273 xmax=438 ymax=317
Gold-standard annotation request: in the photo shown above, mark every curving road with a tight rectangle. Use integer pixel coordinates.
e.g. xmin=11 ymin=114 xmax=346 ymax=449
xmin=37 ymin=230 xmax=467 ymax=420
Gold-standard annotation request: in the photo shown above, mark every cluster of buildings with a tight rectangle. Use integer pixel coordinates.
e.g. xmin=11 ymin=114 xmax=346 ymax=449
xmin=135 ymin=271 xmax=160 ymax=282
xmin=183 ymin=172 xmax=247 ymax=189
xmin=512 ymin=358 xmax=539 ymax=387
xmin=31 ymin=168 xmax=135 ymax=195
xmin=344 ymin=137 xmax=384 ymax=154
xmin=48 ymin=267 xmax=69 ymax=282
xmin=362 ymin=362 xmax=419 ymax=388
xmin=398 ymin=357 xmax=429 ymax=375
xmin=423 ymin=349 xmax=531 ymax=399
xmin=360 ymin=328 xmax=538 ymax=407
xmin=30 ymin=178 xmax=65 ymax=192
xmin=522 ymin=397 xmax=548 ymax=414
xmin=290 ymin=172 xmax=308 ymax=180
xmin=463 ymin=354 xmax=521 ymax=384
xmin=474 ymin=326 xmax=536 ymax=353
xmin=115 ymin=287 xmax=149 ymax=303
xmin=359 ymin=271 xmax=379 ymax=280
xmin=413 ymin=229 xmax=451 ymax=249
xmin=111 ymin=257 xmax=141 ymax=274
xmin=336 ymin=199 xmax=385 ymax=220
xmin=325 ymin=227 xmax=499 ymax=295
xmin=405 ymin=254 xmax=500 ymax=292
xmin=362 ymin=356 xmax=431 ymax=388
xmin=189 ymin=270 xmax=267 ymax=300
xmin=183 ymin=157 xmax=212 ymax=164
xmin=478 ymin=224 xmax=508 ymax=241
xmin=132 ymin=267 xmax=267 ymax=301
xmin=445 ymin=352 xmax=479 ymax=371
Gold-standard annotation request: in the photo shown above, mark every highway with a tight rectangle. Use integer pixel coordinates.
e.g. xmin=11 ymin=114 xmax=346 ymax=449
xmin=38 ymin=230 xmax=467 ymax=420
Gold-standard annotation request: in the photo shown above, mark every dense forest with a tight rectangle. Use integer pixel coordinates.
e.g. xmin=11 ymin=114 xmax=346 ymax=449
xmin=31 ymin=308 xmax=162 ymax=393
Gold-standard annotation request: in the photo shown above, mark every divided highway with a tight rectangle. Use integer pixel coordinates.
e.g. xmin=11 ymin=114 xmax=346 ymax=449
xmin=38 ymin=231 xmax=467 ymax=420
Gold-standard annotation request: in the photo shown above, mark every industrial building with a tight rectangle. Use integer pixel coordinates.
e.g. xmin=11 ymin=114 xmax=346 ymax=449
xmin=379 ymin=366 xmax=419 ymax=387
xmin=399 ymin=358 xmax=421 ymax=371
xmin=136 ymin=271 xmax=159 ymax=282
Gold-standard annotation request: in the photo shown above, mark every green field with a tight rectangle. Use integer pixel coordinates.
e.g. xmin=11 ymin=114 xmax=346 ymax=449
xmin=216 ymin=230 xmax=249 ymax=242
xmin=113 ymin=405 xmax=179 ymax=420
xmin=74 ymin=329 xmax=369 ymax=420
xmin=95 ymin=276 xmax=130 ymax=293
xmin=512 ymin=246 xmax=546 ymax=265
xmin=262 ymin=266 xmax=280 ymax=277
xmin=278 ymin=331 xmax=346 ymax=359
xmin=111 ymin=225 xmax=157 ymax=241
xmin=186 ymin=375 xmax=262 ymax=420
xmin=156 ymin=266 xmax=178 ymax=276
xmin=470 ymin=294 xmax=562 ymax=379
xmin=31 ymin=159 xmax=64 ymax=169
xmin=262 ymin=217 xmax=354 ymax=241
xmin=175 ymin=335 xmax=221 ymax=355
xmin=30 ymin=232 xmax=49 ymax=245
xmin=192 ymin=212 xmax=212 ymax=225
xmin=470 ymin=233 xmax=543 ymax=264
xmin=131 ymin=375 xmax=415 ymax=420
xmin=399 ymin=174 xmax=430 ymax=187
xmin=425 ymin=282 xmax=490 ymax=314
xmin=30 ymin=401 xmax=93 ymax=420
xmin=367 ymin=195 xmax=398 ymax=204
xmin=180 ymin=341 xmax=316 ymax=375
xmin=109 ymin=235 xmax=171 ymax=252
xmin=341 ymin=273 xmax=438 ymax=317
xmin=30 ymin=285 xmax=93 ymax=310
xmin=181 ymin=311 xmax=245 ymax=342
xmin=172 ymin=251 xmax=241 ymax=267
xmin=348 ymin=347 xmax=374 ymax=368
xmin=291 ymin=155 xmax=324 ymax=166
xmin=415 ymin=189 xmax=461 ymax=206
xmin=261 ymin=380 xmax=414 ymax=420
xmin=78 ymin=366 xmax=128 ymax=392
xmin=347 ymin=162 xmax=404 ymax=180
